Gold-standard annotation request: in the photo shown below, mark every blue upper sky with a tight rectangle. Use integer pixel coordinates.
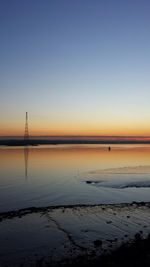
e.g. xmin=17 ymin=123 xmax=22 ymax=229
xmin=0 ymin=0 xmax=150 ymax=135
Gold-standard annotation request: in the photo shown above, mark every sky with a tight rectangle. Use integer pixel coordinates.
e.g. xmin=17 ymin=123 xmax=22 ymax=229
xmin=0 ymin=0 xmax=150 ymax=136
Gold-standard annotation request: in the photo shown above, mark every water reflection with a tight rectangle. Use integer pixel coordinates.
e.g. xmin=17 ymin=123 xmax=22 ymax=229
xmin=24 ymin=146 xmax=29 ymax=180
xmin=0 ymin=144 xmax=150 ymax=212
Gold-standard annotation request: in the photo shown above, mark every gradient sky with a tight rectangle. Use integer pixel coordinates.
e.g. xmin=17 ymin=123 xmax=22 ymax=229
xmin=1 ymin=0 xmax=150 ymax=136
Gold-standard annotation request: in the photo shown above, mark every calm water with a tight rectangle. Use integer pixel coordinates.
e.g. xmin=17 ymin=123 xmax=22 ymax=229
xmin=1 ymin=144 xmax=150 ymax=212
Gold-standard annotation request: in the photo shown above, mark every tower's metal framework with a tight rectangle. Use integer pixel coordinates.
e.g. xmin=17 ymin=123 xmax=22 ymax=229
xmin=24 ymin=112 xmax=29 ymax=143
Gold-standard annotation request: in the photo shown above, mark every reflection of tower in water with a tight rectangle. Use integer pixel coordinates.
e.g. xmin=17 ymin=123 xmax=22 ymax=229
xmin=24 ymin=112 xmax=29 ymax=179
xmin=24 ymin=146 xmax=29 ymax=179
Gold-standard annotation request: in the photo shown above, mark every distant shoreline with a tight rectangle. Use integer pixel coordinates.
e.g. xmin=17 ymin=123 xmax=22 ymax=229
xmin=1 ymin=139 xmax=150 ymax=146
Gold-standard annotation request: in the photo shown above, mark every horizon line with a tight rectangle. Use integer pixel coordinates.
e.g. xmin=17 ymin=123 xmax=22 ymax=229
xmin=1 ymin=135 xmax=150 ymax=138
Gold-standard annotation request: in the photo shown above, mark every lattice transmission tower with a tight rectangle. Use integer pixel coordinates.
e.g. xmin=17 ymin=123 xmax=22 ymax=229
xmin=24 ymin=112 xmax=29 ymax=143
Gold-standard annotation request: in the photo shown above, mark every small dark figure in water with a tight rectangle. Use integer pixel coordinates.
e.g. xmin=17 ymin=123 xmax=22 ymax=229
xmin=108 ymin=146 xmax=111 ymax=151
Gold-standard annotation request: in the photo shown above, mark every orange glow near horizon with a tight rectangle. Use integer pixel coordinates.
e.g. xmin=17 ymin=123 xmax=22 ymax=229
xmin=1 ymin=116 xmax=150 ymax=137
xmin=2 ymin=145 xmax=150 ymax=173
xmin=1 ymin=127 xmax=150 ymax=137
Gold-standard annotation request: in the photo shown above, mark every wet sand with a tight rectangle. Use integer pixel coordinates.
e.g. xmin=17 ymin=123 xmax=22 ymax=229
xmin=0 ymin=202 xmax=150 ymax=266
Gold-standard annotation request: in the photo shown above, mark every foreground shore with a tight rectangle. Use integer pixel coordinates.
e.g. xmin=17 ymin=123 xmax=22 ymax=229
xmin=0 ymin=202 xmax=150 ymax=266
xmin=56 ymin=234 xmax=150 ymax=267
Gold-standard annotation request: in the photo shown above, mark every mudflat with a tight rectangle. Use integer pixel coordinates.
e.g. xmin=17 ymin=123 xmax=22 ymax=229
xmin=0 ymin=202 xmax=150 ymax=266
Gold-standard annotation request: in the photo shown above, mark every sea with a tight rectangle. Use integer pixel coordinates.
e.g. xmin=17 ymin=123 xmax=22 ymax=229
xmin=1 ymin=144 xmax=150 ymax=212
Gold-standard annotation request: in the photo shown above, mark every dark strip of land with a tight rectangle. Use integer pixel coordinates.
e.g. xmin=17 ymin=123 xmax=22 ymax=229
xmin=1 ymin=139 xmax=150 ymax=146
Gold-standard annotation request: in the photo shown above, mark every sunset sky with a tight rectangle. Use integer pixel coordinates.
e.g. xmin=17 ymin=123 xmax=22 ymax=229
xmin=1 ymin=0 xmax=150 ymax=136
